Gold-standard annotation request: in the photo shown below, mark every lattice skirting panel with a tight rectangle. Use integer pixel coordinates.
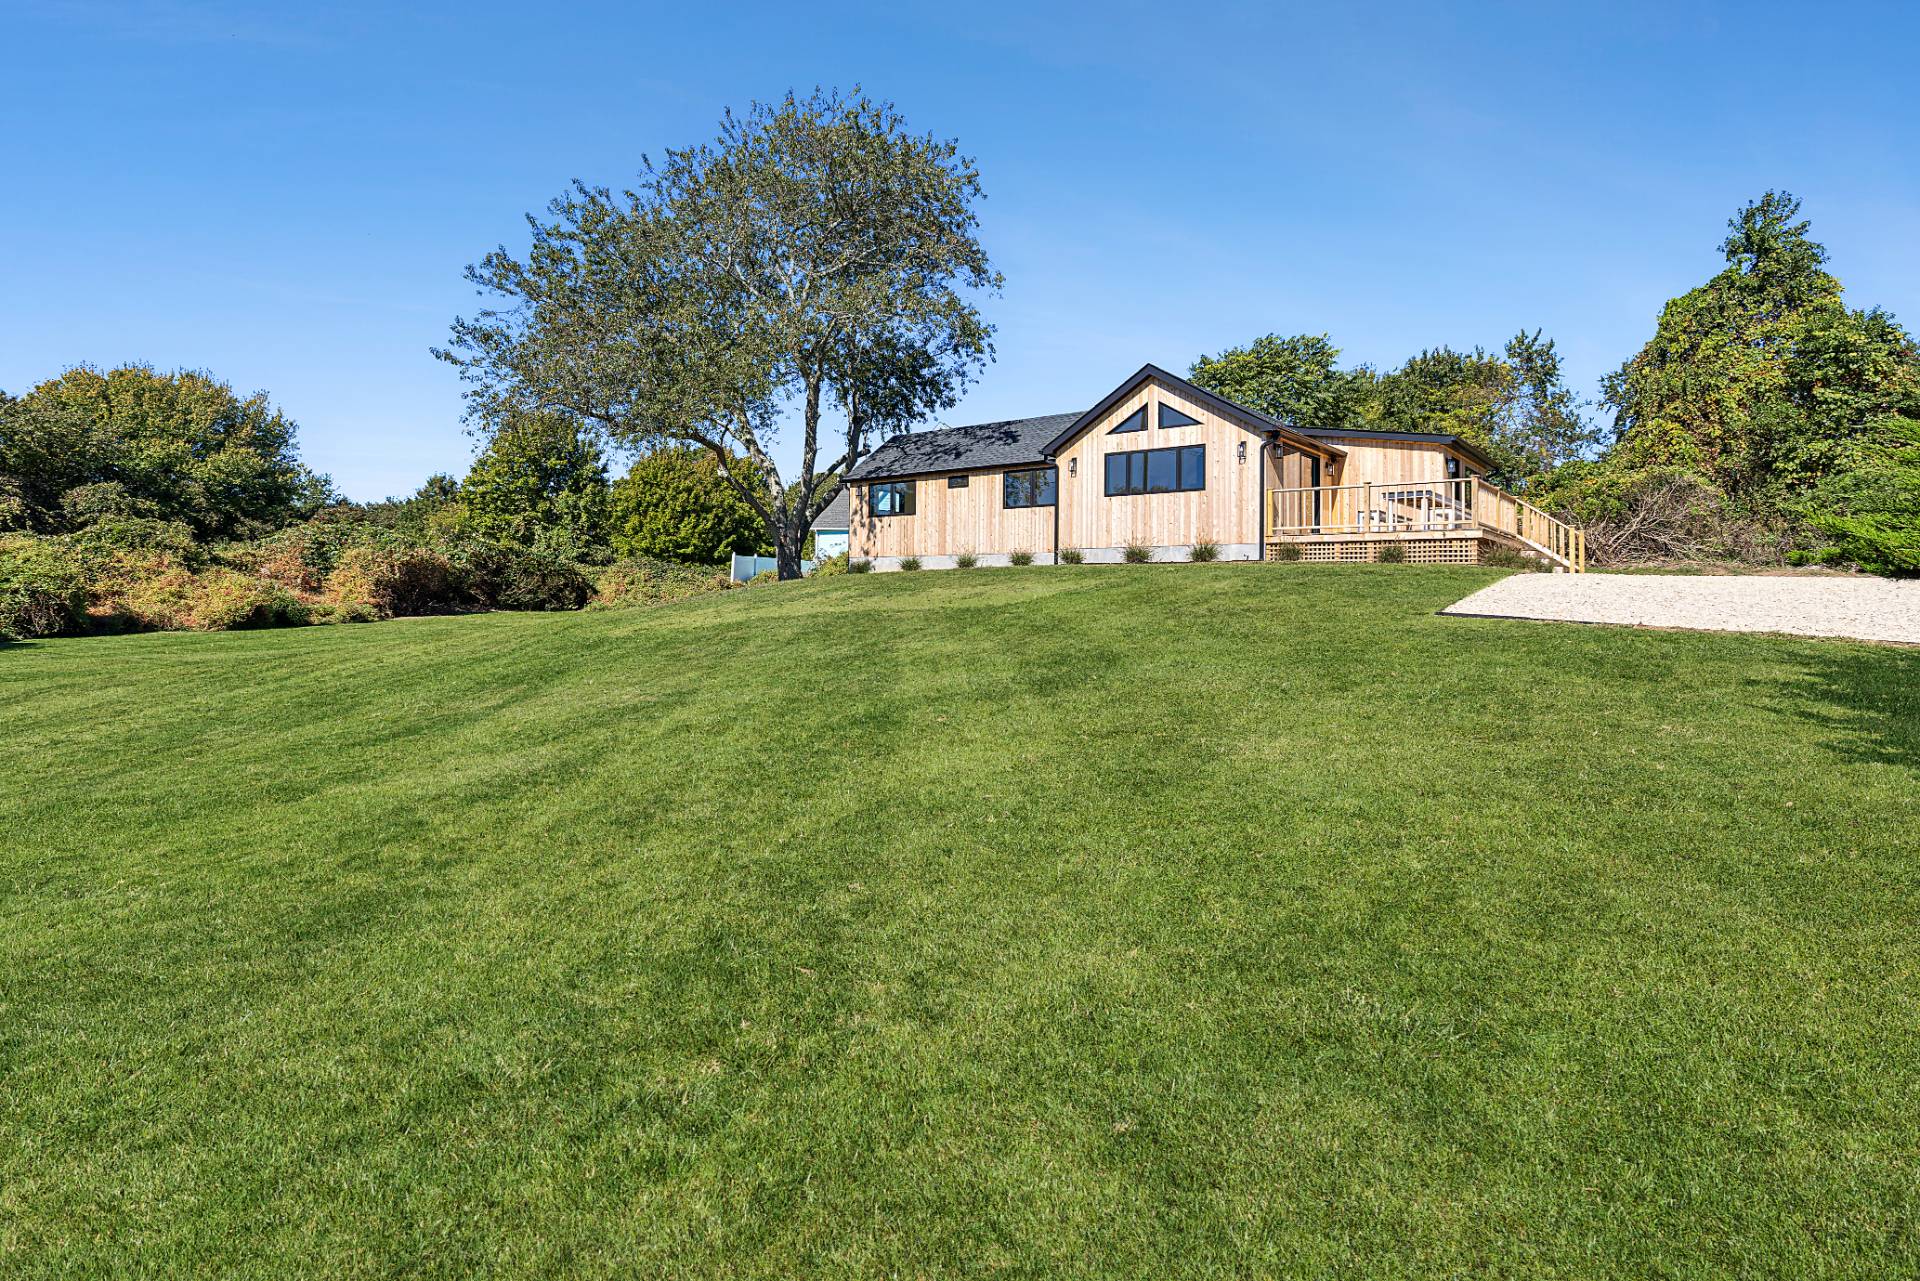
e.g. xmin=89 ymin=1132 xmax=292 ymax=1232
xmin=1266 ymin=538 xmax=1479 ymax=565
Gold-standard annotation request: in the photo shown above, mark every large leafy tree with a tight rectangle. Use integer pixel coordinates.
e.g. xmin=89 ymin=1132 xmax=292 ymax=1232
xmin=453 ymin=413 xmax=611 ymax=558
xmin=0 ymin=365 xmax=329 ymax=538
xmin=437 ymin=89 xmax=1000 ymax=578
xmin=1187 ymin=333 xmax=1376 ymax=429
xmin=1602 ymin=190 xmax=1919 ymax=499
xmin=1373 ymin=337 xmax=1593 ymax=487
xmin=610 ymin=447 xmax=770 ymax=564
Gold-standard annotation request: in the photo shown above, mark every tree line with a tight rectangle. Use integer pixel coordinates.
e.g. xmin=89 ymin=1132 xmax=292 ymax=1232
xmin=5 ymin=93 xmax=1915 ymax=642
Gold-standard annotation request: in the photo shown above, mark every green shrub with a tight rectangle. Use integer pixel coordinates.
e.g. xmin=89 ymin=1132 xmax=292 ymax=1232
xmin=1793 ymin=417 xmax=1920 ymax=576
xmin=847 ymin=559 xmax=873 ymax=574
xmin=1123 ymin=543 xmax=1153 ymax=564
xmin=1009 ymin=550 xmax=1033 ymax=566
xmin=899 ymin=556 xmax=922 ymax=572
xmin=122 ymin=565 xmax=308 ymax=631
xmin=591 ymin=556 xmax=732 ymax=608
xmin=325 ymin=545 xmax=460 ymax=619
xmin=955 ymin=552 xmax=978 ymax=569
xmin=748 ymin=569 xmax=778 ymax=586
xmin=1059 ymin=547 xmax=1084 ymax=564
xmin=1189 ymin=541 xmax=1220 ymax=562
xmin=1375 ymin=542 xmax=1407 ymax=564
xmin=0 ymin=537 xmax=88 ymax=640
xmin=1269 ymin=542 xmax=1303 ymax=562
xmin=1479 ymin=544 xmax=1544 ymax=571
xmin=452 ymin=542 xmax=593 ymax=610
xmin=811 ymin=552 xmax=850 ymax=578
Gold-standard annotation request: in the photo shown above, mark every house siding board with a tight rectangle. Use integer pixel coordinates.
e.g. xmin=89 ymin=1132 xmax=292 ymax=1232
xmin=1054 ymin=378 xmax=1264 ymax=553
xmin=1318 ymin=438 xmax=1473 ymax=487
xmin=849 ymin=467 xmax=1054 ymax=559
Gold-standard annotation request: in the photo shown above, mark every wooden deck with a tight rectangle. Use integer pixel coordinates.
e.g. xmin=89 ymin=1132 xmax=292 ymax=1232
xmin=1266 ymin=477 xmax=1586 ymax=571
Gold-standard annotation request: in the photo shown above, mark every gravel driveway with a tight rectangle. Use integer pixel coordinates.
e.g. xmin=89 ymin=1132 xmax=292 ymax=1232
xmin=1442 ymin=573 xmax=1920 ymax=645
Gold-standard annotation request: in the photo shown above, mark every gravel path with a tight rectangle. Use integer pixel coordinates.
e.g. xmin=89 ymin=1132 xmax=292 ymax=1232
xmin=1442 ymin=573 xmax=1920 ymax=645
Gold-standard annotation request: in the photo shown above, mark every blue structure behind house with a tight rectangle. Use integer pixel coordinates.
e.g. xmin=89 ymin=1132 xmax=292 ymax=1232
xmin=810 ymin=487 xmax=850 ymax=560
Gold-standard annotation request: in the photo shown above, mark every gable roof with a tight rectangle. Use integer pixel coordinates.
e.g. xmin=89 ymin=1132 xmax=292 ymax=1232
xmin=846 ymin=412 xmax=1080 ymax=481
xmin=809 ymin=486 xmax=850 ymax=532
xmin=1038 ymin=363 xmax=1337 ymax=457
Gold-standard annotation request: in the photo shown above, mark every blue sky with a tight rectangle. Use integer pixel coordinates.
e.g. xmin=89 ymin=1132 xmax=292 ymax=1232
xmin=4 ymin=1 xmax=1915 ymax=501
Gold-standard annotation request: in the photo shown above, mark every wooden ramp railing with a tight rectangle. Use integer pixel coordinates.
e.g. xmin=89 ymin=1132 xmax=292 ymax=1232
xmin=1267 ymin=477 xmax=1585 ymax=571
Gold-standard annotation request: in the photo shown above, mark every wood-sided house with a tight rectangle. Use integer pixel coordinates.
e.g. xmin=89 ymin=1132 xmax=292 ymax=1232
xmin=844 ymin=364 xmax=1584 ymax=571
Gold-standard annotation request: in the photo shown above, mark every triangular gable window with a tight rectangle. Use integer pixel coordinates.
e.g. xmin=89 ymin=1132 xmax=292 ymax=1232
xmin=1158 ymin=402 xmax=1201 ymax=428
xmin=1108 ymin=405 xmax=1147 ymax=434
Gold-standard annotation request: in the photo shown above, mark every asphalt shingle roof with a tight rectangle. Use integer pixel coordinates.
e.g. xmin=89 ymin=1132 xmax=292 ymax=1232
xmin=809 ymin=487 xmax=850 ymax=532
xmin=845 ymin=412 xmax=1081 ymax=481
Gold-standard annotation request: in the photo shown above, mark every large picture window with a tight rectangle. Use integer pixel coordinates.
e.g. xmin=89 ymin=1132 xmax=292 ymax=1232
xmin=1003 ymin=466 xmax=1057 ymax=508
xmin=1104 ymin=445 xmax=1205 ymax=496
xmin=870 ymin=480 xmax=916 ymax=517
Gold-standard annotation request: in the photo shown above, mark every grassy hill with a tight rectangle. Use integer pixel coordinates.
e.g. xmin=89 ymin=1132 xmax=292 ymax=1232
xmin=3 ymin=565 xmax=1916 ymax=1278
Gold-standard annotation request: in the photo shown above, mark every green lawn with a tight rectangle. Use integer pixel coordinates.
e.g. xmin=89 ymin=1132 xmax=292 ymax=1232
xmin=2 ymin=565 xmax=1916 ymax=1278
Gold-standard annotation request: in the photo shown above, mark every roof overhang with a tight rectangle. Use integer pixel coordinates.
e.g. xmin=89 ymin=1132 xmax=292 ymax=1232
xmin=1292 ymin=427 xmax=1496 ymax=471
xmin=1039 ymin=364 xmax=1341 ymax=460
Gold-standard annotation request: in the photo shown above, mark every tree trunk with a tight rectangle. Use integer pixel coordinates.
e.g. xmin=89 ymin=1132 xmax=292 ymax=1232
xmin=775 ymin=513 xmax=806 ymax=580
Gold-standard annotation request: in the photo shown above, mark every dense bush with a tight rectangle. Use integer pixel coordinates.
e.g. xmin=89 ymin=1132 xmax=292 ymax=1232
xmin=847 ymin=559 xmax=873 ymax=573
xmin=1189 ymin=541 xmax=1220 ymax=562
xmin=1375 ymin=542 xmax=1407 ymax=564
xmin=1008 ymin=550 xmax=1033 ymax=566
xmin=1123 ymin=543 xmax=1153 ymax=564
xmin=899 ymin=556 xmax=922 ymax=572
xmin=592 ymin=556 xmax=733 ymax=608
xmin=1059 ymin=547 xmax=1084 ymax=564
xmin=810 ymin=552 xmax=850 ymax=578
xmin=955 ymin=552 xmax=978 ymax=569
xmin=0 ymin=536 xmax=88 ymax=640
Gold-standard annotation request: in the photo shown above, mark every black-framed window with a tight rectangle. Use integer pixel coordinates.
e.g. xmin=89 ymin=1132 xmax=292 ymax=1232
xmin=948 ymin=474 xmax=970 ymax=488
xmin=1158 ymin=402 xmax=1201 ymax=429
xmin=1108 ymin=405 xmax=1147 ymax=434
xmin=870 ymin=480 xmax=915 ymax=517
xmin=1003 ymin=466 xmax=1057 ymax=508
xmin=1105 ymin=445 xmax=1205 ymax=496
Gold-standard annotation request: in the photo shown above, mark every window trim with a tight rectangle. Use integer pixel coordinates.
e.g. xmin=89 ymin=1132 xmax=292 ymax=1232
xmin=1002 ymin=465 xmax=1058 ymax=509
xmin=869 ymin=479 xmax=916 ymax=518
xmin=1104 ymin=445 xmax=1206 ymax=497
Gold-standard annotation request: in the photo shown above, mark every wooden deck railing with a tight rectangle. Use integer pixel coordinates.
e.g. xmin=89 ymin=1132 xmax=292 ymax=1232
xmin=1267 ymin=477 xmax=1586 ymax=571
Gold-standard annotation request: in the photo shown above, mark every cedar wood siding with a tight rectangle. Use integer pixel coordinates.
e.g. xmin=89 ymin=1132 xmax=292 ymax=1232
xmin=1313 ymin=437 xmax=1486 ymax=487
xmin=1053 ymin=377 xmax=1280 ymax=554
xmin=848 ymin=465 xmax=1056 ymax=559
xmin=846 ymin=374 xmax=1348 ymax=561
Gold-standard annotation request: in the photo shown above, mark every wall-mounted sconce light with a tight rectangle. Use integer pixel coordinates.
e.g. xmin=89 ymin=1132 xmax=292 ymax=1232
xmin=1068 ymin=457 xmax=1077 ymax=477
xmin=1236 ymin=441 xmax=1247 ymax=463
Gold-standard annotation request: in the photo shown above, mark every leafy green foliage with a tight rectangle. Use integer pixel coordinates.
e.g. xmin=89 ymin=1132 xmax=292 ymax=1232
xmin=1058 ymin=547 xmax=1084 ymax=564
xmin=898 ymin=556 xmax=922 ymax=572
xmin=1795 ymin=416 xmax=1920 ymax=574
xmin=451 ymin=414 xmax=611 ymax=560
xmin=0 ymin=365 xmax=331 ymax=539
xmin=438 ymin=89 xmax=999 ymax=578
xmin=1188 ymin=541 xmax=1220 ymax=562
xmin=610 ymin=447 xmax=769 ymax=564
xmin=1008 ymin=550 xmax=1032 ymax=566
xmin=955 ymin=552 xmax=978 ymax=569
xmin=1123 ymin=543 xmax=1152 ymax=563
xmin=1188 ymin=333 xmax=1375 ymax=429
xmin=0 ymin=536 xmax=88 ymax=639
